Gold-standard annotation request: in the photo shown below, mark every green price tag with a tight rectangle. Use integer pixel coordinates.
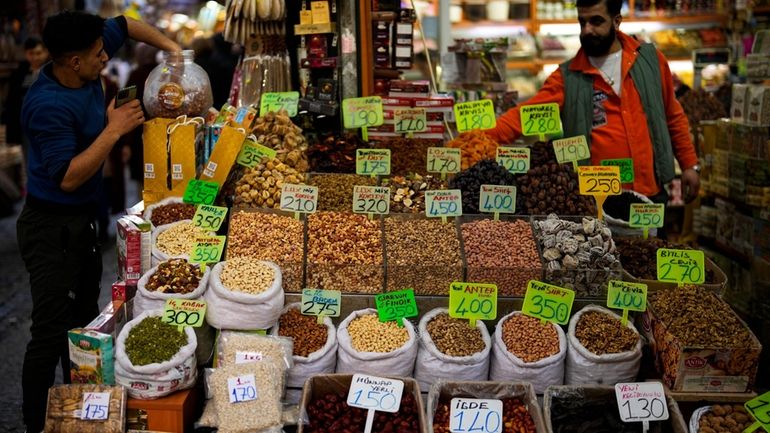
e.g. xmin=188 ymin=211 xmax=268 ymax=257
xmin=342 ymin=96 xmax=384 ymax=129
xmin=301 ymin=289 xmax=341 ymax=323
xmin=183 ymin=179 xmax=220 ymax=205
xmin=449 ymin=282 xmax=498 ymax=328
xmin=522 ymin=280 xmax=575 ymax=325
xmin=394 ymin=108 xmax=427 ymax=134
xmin=353 ymin=186 xmax=390 ymax=215
xmin=189 ymin=235 xmax=226 ymax=264
xmin=260 ymin=91 xmax=300 ymax=117
xmin=496 ymin=147 xmax=531 ymax=174
xmin=280 ymin=184 xmax=318 ymax=214
xmin=192 ymin=204 xmax=228 ymax=231
xmin=601 ymin=158 xmax=635 ymax=183
xmin=236 ymin=140 xmax=277 ymax=168
xmin=425 ymin=189 xmax=462 ymax=219
xmin=375 ymin=289 xmax=418 ymax=327
xmin=744 ymin=390 xmax=770 ymax=433
xmin=520 ymin=103 xmax=561 ymax=139
xmin=454 ymin=100 xmax=497 ymax=133
xmin=552 ymin=135 xmax=591 ymax=164
xmin=629 ymin=204 xmax=665 ymax=228
xmin=427 ymin=147 xmax=461 ymax=174
xmin=356 ymin=149 xmax=391 ymax=176
xmin=656 ymin=248 xmax=706 ymax=284
xmin=162 ymin=298 xmax=207 ymax=329
xmin=607 ymin=280 xmax=647 ymax=326
xmin=479 ymin=185 xmax=517 ymax=217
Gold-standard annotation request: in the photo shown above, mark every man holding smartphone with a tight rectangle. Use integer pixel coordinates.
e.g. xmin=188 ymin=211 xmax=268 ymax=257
xmin=18 ymin=11 xmax=179 ymax=432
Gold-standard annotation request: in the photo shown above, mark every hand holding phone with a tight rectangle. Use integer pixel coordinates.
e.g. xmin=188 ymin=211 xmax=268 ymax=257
xmin=115 ymin=85 xmax=137 ymax=108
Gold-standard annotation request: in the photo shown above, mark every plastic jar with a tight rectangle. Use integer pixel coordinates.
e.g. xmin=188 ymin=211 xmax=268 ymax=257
xmin=144 ymin=50 xmax=213 ymax=119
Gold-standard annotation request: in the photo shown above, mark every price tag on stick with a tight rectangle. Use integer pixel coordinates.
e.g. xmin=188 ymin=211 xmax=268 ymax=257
xmin=601 ymin=158 xmax=635 ymax=183
xmin=615 ymin=382 xmax=669 ymax=433
xmin=479 ymin=185 xmax=517 ymax=220
xmin=301 ymin=289 xmax=341 ymax=324
xmin=280 ymin=184 xmax=319 ymax=218
xmin=81 ymin=392 xmax=110 ymax=420
xmin=356 ymin=149 xmax=391 ymax=176
xmin=496 ymin=147 xmax=530 ymax=174
xmin=520 ymin=103 xmax=562 ymax=141
xmin=343 ymin=96 xmax=384 ymax=141
xmin=449 ymin=398 xmax=503 ymax=433
xmin=629 ymin=204 xmax=665 ymax=239
xmin=260 ymin=91 xmax=300 ymax=117
xmin=449 ymin=282 xmax=498 ymax=328
xmin=454 ymin=100 xmax=496 ymax=133
xmin=427 ymin=147 xmax=461 ymax=180
xmin=375 ymin=289 xmax=418 ymax=327
xmin=522 ymin=280 xmax=575 ymax=325
xmin=236 ymin=140 xmax=277 ymax=168
xmin=578 ymin=165 xmax=622 ymax=220
xmin=656 ymin=248 xmax=706 ymax=285
xmin=744 ymin=390 xmax=770 ymax=433
xmin=394 ymin=108 xmax=427 ymax=136
xmin=228 ymin=374 xmax=258 ymax=403
xmin=425 ymin=189 xmax=463 ymax=223
xmin=353 ymin=186 xmax=390 ymax=219
xmin=192 ymin=204 xmax=228 ymax=231
xmin=189 ymin=235 xmax=226 ymax=264
xmin=183 ymin=179 xmax=220 ymax=205
xmin=552 ymin=135 xmax=591 ymax=170
xmin=607 ymin=280 xmax=648 ymax=326
xmin=347 ymin=374 xmax=405 ymax=433
xmin=163 ymin=298 xmax=207 ymax=332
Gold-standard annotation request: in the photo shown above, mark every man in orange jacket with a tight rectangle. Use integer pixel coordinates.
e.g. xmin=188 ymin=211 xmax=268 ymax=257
xmin=486 ymin=0 xmax=701 ymax=202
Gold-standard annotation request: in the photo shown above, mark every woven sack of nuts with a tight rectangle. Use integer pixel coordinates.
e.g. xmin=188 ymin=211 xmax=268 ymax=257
xmin=114 ymin=310 xmax=198 ymax=399
xmin=134 ymin=260 xmax=211 ymax=314
xmin=270 ymin=303 xmax=337 ymax=404
xmin=565 ymin=305 xmax=642 ymax=385
xmin=205 ymin=260 xmax=284 ymax=330
xmin=151 ymin=220 xmax=216 ymax=266
xmin=490 ymin=311 xmax=567 ymax=394
xmin=602 ymin=190 xmax=659 ymax=238
xmin=336 ymin=308 xmax=418 ymax=377
xmin=414 ymin=308 xmax=491 ymax=391
xmin=143 ymin=196 xmax=190 ymax=229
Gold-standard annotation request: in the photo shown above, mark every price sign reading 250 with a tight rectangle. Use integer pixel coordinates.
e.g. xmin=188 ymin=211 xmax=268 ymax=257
xmin=578 ymin=166 xmax=622 ymax=196
xmin=522 ymin=280 xmax=575 ymax=325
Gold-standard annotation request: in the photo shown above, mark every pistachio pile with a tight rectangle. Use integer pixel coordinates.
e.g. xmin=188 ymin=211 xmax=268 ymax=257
xmin=146 ymin=258 xmax=203 ymax=293
xmin=124 ymin=316 xmax=188 ymax=366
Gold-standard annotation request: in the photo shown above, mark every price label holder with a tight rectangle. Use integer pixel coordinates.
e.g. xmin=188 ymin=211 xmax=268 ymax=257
xmin=301 ymin=288 xmax=341 ymax=324
xmin=192 ymin=204 xmax=228 ymax=231
xmin=552 ymin=135 xmax=591 ymax=170
xmin=353 ymin=185 xmax=390 ymax=220
xmin=601 ymin=158 xmax=635 ymax=184
xmin=189 ymin=235 xmax=226 ymax=265
xmin=342 ymin=96 xmax=384 ymax=141
xmin=479 ymin=185 xmax=517 ymax=220
xmin=427 ymin=147 xmax=461 ymax=180
xmin=425 ymin=189 xmax=463 ymax=223
xmin=228 ymin=374 xmax=258 ymax=403
xmin=449 ymin=398 xmax=503 ymax=433
xmin=606 ymin=280 xmax=648 ymax=326
xmin=656 ymin=248 xmax=706 ymax=285
xmin=375 ymin=288 xmax=418 ymax=327
xmin=629 ymin=203 xmax=665 ymax=239
xmin=347 ymin=374 xmax=405 ymax=433
xmin=394 ymin=108 xmax=427 ymax=137
xmin=454 ymin=100 xmax=496 ymax=133
xmin=183 ymin=179 xmax=220 ymax=205
xmin=163 ymin=298 xmax=207 ymax=331
xmin=236 ymin=140 xmax=277 ymax=168
xmin=260 ymin=91 xmax=300 ymax=117
xmin=449 ymin=282 xmax=497 ymax=328
xmin=578 ymin=165 xmax=622 ymax=220
xmin=81 ymin=392 xmax=110 ymax=420
xmin=522 ymin=280 xmax=575 ymax=325
xmin=280 ymin=183 xmax=319 ymax=219
xmin=356 ymin=149 xmax=391 ymax=177
xmin=520 ymin=103 xmax=562 ymax=141
xmin=496 ymin=147 xmax=530 ymax=174
xmin=744 ymin=390 xmax=770 ymax=433
xmin=615 ymin=382 xmax=669 ymax=433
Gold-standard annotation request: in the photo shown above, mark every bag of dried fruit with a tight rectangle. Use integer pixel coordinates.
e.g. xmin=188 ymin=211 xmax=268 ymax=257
xmin=114 ymin=310 xmax=198 ymax=399
xmin=414 ymin=308 xmax=491 ymax=391
xmin=565 ymin=305 xmax=643 ymax=385
xmin=602 ymin=190 xmax=658 ymax=238
xmin=489 ymin=311 xmax=567 ymax=394
xmin=336 ymin=308 xmax=418 ymax=377
xmin=134 ymin=258 xmax=211 ymax=314
xmin=151 ymin=219 xmax=214 ymax=266
xmin=143 ymin=196 xmax=196 ymax=229
xmin=205 ymin=258 xmax=284 ymax=330
xmin=270 ymin=303 xmax=337 ymax=404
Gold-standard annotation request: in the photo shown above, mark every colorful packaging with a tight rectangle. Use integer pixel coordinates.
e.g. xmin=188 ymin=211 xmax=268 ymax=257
xmin=117 ymin=215 xmax=152 ymax=285
xmin=68 ymin=328 xmax=115 ymax=385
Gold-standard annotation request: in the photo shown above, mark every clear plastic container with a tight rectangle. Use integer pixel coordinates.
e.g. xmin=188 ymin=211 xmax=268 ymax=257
xmin=144 ymin=50 xmax=213 ymax=119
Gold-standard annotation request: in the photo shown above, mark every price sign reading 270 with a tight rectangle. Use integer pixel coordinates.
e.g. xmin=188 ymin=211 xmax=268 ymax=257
xmin=656 ymin=248 xmax=705 ymax=284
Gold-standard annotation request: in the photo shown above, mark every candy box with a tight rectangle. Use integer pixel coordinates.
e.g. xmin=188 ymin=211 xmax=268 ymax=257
xmin=117 ymin=215 xmax=151 ymax=286
xmin=68 ymin=329 xmax=114 ymax=385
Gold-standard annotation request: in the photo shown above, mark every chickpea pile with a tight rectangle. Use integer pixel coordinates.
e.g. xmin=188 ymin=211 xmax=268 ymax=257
xmin=156 ymin=221 xmax=201 ymax=256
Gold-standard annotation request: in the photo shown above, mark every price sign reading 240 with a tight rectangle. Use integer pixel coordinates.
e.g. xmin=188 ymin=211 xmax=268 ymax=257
xmin=522 ymin=280 xmax=575 ymax=325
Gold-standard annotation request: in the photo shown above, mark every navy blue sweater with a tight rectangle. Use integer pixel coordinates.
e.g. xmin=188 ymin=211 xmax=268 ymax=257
xmin=21 ymin=17 xmax=127 ymax=207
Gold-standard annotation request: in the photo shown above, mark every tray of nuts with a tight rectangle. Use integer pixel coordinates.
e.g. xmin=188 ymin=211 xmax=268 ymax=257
xmin=382 ymin=174 xmax=447 ymax=214
xmin=308 ymin=173 xmax=379 ymax=212
xmin=298 ymin=373 xmax=427 ymax=433
xmin=427 ymin=380 xmax=547 ymax=433
xmin=44 ymin=384 xmax=127 ymax=433
xmin=143 ymin=197 xmax=197 ymax=228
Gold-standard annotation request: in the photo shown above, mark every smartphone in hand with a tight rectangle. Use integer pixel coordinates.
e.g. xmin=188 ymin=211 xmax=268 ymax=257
xmin=115 ymin=85 xmax=137 ymax=108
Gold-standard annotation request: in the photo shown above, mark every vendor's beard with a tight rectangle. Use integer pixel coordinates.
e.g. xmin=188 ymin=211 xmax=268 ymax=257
xmin=580 ymin=26 xmax=617 ymax=57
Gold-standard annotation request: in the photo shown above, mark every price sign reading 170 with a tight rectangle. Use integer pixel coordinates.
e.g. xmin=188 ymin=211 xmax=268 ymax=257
xmin=427 ymin=147 xmax=461 ymax=175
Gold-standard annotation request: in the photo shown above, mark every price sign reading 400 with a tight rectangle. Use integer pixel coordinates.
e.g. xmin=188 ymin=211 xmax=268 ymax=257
xmin=496 ymin=147 xmax=530 ymax=174
xmin=356 ymin=149 xmax=391 ymax=176
xmin=342 ymin=96 xmax=385 ymax=129
xmin=425 ymin=189 xmax=463 ymax=218
xmin=427 ymin=147 xmax=461 ymax=174
xmin=656 ymin=248 xmax=705 ymax=284
xmin=522 ymin=280 xmax=575 ymax=325
xmin=607 ymin=280 xmax=647 ymax=326
xmin=520 ymin=103 xmax=561 ymax=139
xmin=280 ymin=184 xmax=319 ymax=214
xmin=449 ymin=282 xmax=498 ymax=327
xmin=183 ymin=179 xmax=220 ymax=206
xmin=353 ymin=186 xmax=390 ymax=215
xmin=454 ymin=99 xmax=496 ymax=133
xmin=479 ymin=185 xmax=517 ymax=215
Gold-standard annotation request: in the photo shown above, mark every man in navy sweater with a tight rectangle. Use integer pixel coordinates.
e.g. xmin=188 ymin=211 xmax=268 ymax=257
xmin=18 ymin=11 xmax=178 ymax=431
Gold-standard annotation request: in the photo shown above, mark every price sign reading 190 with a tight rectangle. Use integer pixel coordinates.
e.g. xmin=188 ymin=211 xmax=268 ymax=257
xmin=454 ymin=100 xmax=496 ymax=133
xmin=522 ymin=280 xmax=575 ymax=325
xmin=552 ymin=135 xmax=591 ymax=164
xmin=427 ymin=147 xmax=461 ymax=174
xmin=342 ymin=96 xmax=384 ymax=129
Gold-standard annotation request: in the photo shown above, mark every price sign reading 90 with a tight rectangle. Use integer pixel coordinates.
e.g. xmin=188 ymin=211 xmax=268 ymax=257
xmin=454 ymin=99 xmax=496 ymax=133
xmin=656 ymin=248 xmax=705 ymax=284
xmin=522 ymin=280 xmax=575 ymax=325
xmin=578 ymin=166 xmax=622 ymax=196
xmin=427 ymin=147 xmax=461 ymax=174
xmin=342 ymin=96 xmax=384 ymax=129
xmin=425 ymin=189 xmax=463 ymax=218
xmin=496 ymin=147 xmax=530 ymax=174
xmin=353 ymin=186 xmax=390 ymax=215
xmin=520 ymin=103 xmax=561 ymax=138
xmin=280 ymin=184 xmax=318 ymax=214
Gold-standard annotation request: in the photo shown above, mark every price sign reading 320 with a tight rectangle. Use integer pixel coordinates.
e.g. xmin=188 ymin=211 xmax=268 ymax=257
xmin=522 ymin=280 xmax=575 ymax=325
xmin=353 ymin=186 xmax=390 ymax=215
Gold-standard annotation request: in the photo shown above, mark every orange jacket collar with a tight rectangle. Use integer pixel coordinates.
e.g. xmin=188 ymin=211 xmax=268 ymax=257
xmin=568 ymin=31 xmax=642 ymax=72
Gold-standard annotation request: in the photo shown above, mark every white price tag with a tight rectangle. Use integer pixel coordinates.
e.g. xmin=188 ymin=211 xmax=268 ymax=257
xmin=346 ymin=374 xmax=404 ymax=413
xmin=81 ymin=392 xmax=110 ymax=420
xmin=449 ymin=398 xmax=503 ymax=433
xmin=615 ymin=382 xmax=669 ymax=423
xmin=234 ymin=351 xmax=264 ymax=364
xmin=228 ymin=374 xmax=258 ymax=403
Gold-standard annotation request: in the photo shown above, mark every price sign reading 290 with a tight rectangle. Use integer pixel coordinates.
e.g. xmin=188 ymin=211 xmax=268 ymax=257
xmin=522 ymin=280 xmax=575 ymax=325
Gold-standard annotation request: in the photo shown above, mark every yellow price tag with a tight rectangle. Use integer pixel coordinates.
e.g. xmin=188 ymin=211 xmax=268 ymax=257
xmin=427 ymin=147 xmax=461 ymax=174
xmin=448 ymin=282 xmax=497 ymax=327
xmin=522 ymin=280 xmax=575 ymax=325
xmin=744 ymin=390 xmax=770 ymax=433
xmin=479 ymin=185 xmax=517 ymax=216
xmin=552 ymin=135 xmax=591 ymax=165
xmin=192 ymin=204 xmax=228 ymax=231
xmin=454 ymin=100 xmax=496 ymax=133
xmin=520 ymin=103 xmax=561 ymax=139
xmin=496 ymin=147 xmax=530 ymax=174
xmin=356 ymin=149 xmax=391 ymax=176
xmin=656 ymin=248 xmax=706 ymax=284
xmin=162 ymin=298 xmax=207 ymax=328
xmin=189 ymin=235 xmax=226 ymax=264
xmin=607 ymin=280 xmax=647 ymax=326
xmin=394 ymin=108 xmax=427 ymax=134
xmin=342 ymin=96 xmax=384 ymax=129
xmin=353 ymin=186 xmax=390 ymax=215
xmin=260 ymin=92 xmax=300 ymax=117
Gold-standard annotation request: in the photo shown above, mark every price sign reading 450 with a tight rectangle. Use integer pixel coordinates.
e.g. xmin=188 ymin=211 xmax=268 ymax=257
xmin=280 ymin=184 xmax=318 ymax=215
xmin=189 ymin=235 xmax=226 ymax=264
xmin=347 ymin=374 xmax=405 ymax=433
xmin=496 ymin=147 xmax=530 ymax=174
xmin=81 ymin=392 xmax=110 ymax=421
xmin=353 ymin=186 xmax=390 ymax=216
xmin=427 ymin=147 xmax=461 ymax=177
xmin=163 ymin=298 xmax=207 ymax=329
xmin=183 ymin=179 xmax=220 ymax=205
xmin=607 ymin=280 xmax=647 ymax=326
xmin=615 ymin=382 xmax=669 ymax=427
xmin=656 ymin=248 xmax=705 ymax=285
xmin=375 ymin=288 xmax=418 ymax=327
xmin=479 ymin=185 xmax=516 ymax=219
xmin=520 ymin=103 xmax=561 ymax=140
xmin=425 ymin=189 xmax=463 ymax=221
xmin=449 ymin=282 xmax=498 ymax=328
xmin=454 ymin=99 xmax=496 ymax=133
xmin=356 ymin=149 xmax=391 ymax=176
xmin=192 ymin=204 xmax=228 ymax=231
xmin=228 ymin=374 xmax=258 ymax=403
xmin=450 ymin=398 xmax=503 ymax=433
xmin=744 ymin=390 xmax=770 ymax=433
xmin=301 ymin=288 xmax=341 ymax=323
xmin=522 ymin=280 xmax=575 ymax=325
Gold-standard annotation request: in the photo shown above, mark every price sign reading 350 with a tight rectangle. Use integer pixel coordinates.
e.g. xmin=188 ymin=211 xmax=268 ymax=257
xmin=280 ymin=184 xmax=318 ymax=214
xmin=189 ymin=235 xmax=225 ymax=264
xmin=450 ymin=398 xmax=503 ymax=433
xmin=656 ymin=248 xmax=705 ymax=284
xmin=522 ymin=280 xmax=575 ymax=325
xmin=454 ymin=100 xmax=496 ymax=133
xmin=192 ymin=204 xmax=228 ymax=231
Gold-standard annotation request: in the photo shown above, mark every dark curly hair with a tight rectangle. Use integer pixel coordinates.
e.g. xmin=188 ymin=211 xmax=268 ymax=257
xmin=43 ymin=11 xmax=105 ymax=60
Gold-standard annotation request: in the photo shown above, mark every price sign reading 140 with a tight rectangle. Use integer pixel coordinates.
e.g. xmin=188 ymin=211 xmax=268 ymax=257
xmin=744 ymin=390 xmax=770 ymax=433
xmin=427 ymin=147 xmax=461 ymax=175
xmin=479 ymin=185 xmax=517 ymax=217
xmin=520 ymin=103 xmax=561 ymax=140
xmin=454 ymin=100 xmax=496 ymax=133
xmin=522 ymin=280 xmax=575 ymax=325
xmin=301 ymin=289 xmax=341 ymax=321
xmin=496 ymin=147 xmax=530 ymax=174
xmin=615 ymin=382 xmax=669 ymax=424
xmin=356 ymin=149 xmax=391 ymax=176
xmin=189 ymin=235 xmax=226 ymax=264
xmin=353 ymin=186 xmax=390 ymax=215
xmin=425 ymin=190 xmax=463 ymax=219
xmin=450 ymin=398 xmax=503 ymax=433
xmin=449 ymin=282 xmax=498 ymax=328
xmin=656 ymin=248 xmax=705 ymax=285
xmin=280 ymin=184 xmax=318 ymax=214
xmin=163 ymin=298 xmax=207 ymax=328
xmin=192 ymin=204 xmax=228 ymax=231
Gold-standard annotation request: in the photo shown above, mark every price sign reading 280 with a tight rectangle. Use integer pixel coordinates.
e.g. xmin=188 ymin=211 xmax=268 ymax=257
xmin=520 ymin=103 xmax=561 ymax=137
xmin=454 ymin=100 xmax=496 ymax=133
xmin=280 ymin=184 xmax=318 ymax=214
xmin=522 ymin=280 xmax=575 ymax=325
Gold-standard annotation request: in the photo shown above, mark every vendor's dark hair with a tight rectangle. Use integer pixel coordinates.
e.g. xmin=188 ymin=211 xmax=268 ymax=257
xmin=576 ymin=0 xmax=622 ymax=16
xmin=43 ymin=11 xmax=104 ymax=60
xmin=24 ymin=37 xmax=43 ymax=51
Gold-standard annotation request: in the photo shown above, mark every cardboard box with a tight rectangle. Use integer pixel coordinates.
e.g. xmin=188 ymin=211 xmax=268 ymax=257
xmin=126 ymin=388 xmax=198 ymax=433
xmin=67 ymin=329 xmax=114 ymax=385
xmin=117 ymin=215 xmax=152 ymax=285
xmin=427 ymin=381 xmax=547 ymax=433
xmin=86 ymin=300 xmax=126 ymax=336
xmin=298 ymin=374 xmax=427 ymax=433
xmin=112 ymin=280 xmax=137 ymax=303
